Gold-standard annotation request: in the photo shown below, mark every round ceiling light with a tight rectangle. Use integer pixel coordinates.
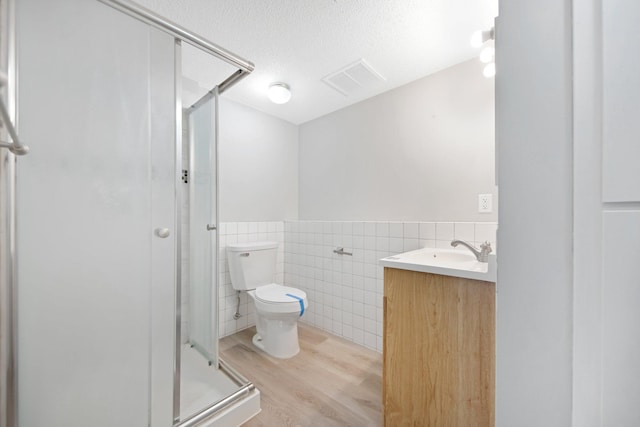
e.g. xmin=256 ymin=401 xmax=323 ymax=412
xmin=268 ymin=83 xmax=292 ymax=104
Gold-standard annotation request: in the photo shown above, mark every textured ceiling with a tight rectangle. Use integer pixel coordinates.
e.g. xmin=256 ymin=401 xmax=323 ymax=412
xmin=135 ymin=0 xmax=498 ymax=124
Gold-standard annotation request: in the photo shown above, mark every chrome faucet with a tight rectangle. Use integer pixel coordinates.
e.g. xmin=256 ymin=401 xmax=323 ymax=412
xmin=450 ymin=240 xmax=492 ymax=262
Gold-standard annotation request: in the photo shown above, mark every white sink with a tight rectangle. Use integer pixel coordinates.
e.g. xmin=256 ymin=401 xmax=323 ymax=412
xmin=379 ymin=247 xmax=496 ymax=282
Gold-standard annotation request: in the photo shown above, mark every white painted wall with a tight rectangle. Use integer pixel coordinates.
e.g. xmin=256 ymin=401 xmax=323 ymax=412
xmin=496 ymin=1 xmax=574 ymax=426
xmin=299 ymin=59 xmax=496 ymax=222
xmin=219 ymin=97 xmax=299 ymax=222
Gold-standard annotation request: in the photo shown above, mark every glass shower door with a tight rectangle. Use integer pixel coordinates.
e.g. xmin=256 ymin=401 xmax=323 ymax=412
xmin=11 ymin=0 xmax=258 ymax=425
xmin=14 ymin=0 xmax=177 ymax=425
xmin=188 ymin=91 xmax=218 ymax=365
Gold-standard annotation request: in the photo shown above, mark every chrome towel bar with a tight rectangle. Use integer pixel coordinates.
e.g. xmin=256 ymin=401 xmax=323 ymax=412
xmin=333 ymin=247 xmax=353 ymax=256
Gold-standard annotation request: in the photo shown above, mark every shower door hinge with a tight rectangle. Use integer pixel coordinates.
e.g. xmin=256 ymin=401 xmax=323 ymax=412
xmin=182 ymin=169 xmax=188 ymax=184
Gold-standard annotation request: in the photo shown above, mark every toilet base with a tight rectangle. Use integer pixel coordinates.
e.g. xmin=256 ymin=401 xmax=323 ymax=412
xmin=251 ymin=316 xmax=300 ymax=359
xmin=252 ymin=333 xmax=265 ymax=352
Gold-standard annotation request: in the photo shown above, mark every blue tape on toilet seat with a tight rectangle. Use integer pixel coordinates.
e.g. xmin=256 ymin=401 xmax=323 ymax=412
xmin=286 ymin=293 xmax=304 ymax=317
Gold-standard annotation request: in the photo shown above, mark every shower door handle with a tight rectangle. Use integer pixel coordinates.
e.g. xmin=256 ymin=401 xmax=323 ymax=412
xmin=206 ymin=224 xmax=216 ymax=231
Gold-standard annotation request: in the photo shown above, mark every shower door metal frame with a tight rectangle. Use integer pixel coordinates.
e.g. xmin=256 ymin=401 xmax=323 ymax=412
xmin=0 ymin=0 xmax=255 ymax=426
xmin=96 ymin=0 xmax=254 ymax=94
xmin=0 ymin=0 xmax=18 ymax=425
xmin=179 ymin=87 xmax=257 ymax=427
xmin=173 ymin=38 xmax=183 ymax=424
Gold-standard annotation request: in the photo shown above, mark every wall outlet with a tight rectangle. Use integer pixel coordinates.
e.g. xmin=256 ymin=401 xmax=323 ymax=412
xmin=478 ymin=194 xmax=493 ymax=213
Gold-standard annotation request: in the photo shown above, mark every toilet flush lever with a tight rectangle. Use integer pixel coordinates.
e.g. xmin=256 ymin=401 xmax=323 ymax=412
xmin=155 ymin=228 xmax=170 ymax=238
xmin=206 ymin=224 xmax=216 ymax=231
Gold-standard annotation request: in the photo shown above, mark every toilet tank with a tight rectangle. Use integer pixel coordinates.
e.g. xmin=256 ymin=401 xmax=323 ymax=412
xmin=226 ymin=241 xmax=278 ymax=291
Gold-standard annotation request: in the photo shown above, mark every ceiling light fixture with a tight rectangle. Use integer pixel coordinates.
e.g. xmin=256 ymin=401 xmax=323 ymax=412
xmin=471 ymin=26 xmax=496 ymax=78
xmin=268 ymin=83 xmax=292 ymax=104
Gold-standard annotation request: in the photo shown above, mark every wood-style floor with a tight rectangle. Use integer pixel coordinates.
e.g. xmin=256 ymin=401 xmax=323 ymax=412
xmin=219 ymin=323 xmax=382 ymax=427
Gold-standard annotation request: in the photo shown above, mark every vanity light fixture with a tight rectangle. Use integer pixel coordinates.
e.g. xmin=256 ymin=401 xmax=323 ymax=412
xmin=471 ymin=26 xmax=496 ymax=78
xmin=268 ymin=82 xmax=292 ymax=104
xmin=470 ymin=28 xmax=494 ymax=48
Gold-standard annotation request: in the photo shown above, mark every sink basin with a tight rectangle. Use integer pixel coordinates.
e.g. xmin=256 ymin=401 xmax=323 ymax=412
xmin=379 ymin=247 xmax=496 ymax=282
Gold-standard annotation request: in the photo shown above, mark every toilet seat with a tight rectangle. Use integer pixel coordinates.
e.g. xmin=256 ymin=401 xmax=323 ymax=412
xmin=250 ymin=284 xmax=308 ymax=315
xmin=255 ymin=284 xmax=307 ymax=303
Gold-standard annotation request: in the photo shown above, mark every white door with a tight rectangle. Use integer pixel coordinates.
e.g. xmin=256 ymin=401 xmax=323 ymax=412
xmin=573 ymin=0 xmax=640 ymax=425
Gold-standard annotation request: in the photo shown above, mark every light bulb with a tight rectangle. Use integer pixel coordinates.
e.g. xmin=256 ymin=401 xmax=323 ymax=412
xmin=479 ymin=46 xmax=495 ymax=64
xmin=268 ymin=83 xmax=291 ymax=104
xmin=470 ymin=30 xmax=485 ymax=48
xmin=483 ymin=62 xmax=496 ymax=78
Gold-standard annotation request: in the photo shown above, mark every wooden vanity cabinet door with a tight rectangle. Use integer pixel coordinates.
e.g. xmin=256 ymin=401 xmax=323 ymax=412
xmin=383 ymin=267 xmax=495 ymax=427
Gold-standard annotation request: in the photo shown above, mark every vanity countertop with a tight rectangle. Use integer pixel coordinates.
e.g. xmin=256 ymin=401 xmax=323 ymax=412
xmin=379 ymin=247 xmax=496 ymax=282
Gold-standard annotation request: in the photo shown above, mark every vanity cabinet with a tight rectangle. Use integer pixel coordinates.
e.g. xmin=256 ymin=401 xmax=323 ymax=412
xmin=382 ymin=267 xmax=495 ymax=426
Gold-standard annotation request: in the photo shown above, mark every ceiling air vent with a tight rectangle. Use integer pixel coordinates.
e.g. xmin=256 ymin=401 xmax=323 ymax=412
xmin=322 ymin=59 xmax=386 ymax=97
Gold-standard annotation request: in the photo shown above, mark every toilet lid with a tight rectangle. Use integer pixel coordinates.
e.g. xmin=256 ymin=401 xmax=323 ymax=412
xmin=255 ymin=284 xmax=307 ymax=304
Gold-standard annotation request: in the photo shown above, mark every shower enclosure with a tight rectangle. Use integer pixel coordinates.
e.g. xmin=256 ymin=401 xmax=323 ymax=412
xmin=0 ymin=0 xmax=258 ymax=426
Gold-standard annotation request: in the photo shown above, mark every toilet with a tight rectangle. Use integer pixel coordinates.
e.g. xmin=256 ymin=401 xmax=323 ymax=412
xmin=226 ymin=241 xmax=308 ymax=359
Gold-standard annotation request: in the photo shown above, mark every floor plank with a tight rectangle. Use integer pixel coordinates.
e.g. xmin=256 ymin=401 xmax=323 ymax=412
xmin=220 ymin=324 xmax=383 ymax=427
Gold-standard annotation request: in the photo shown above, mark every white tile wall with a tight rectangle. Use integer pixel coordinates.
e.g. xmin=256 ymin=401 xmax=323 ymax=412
xmin=283 ymin=220 xmax=497 ymax=352
xmin=180 ymin=215 xmax=495 ymax=352
xmin=218 ymin=221 xmax=285 ymax=337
